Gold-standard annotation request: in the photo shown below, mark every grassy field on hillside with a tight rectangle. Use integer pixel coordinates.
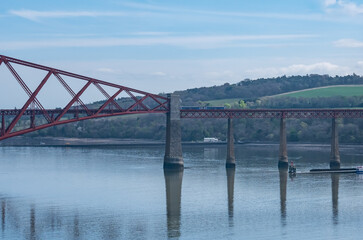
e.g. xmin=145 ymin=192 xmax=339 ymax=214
xmin=200 ymin=86 xmax=363 ymax=107
xmin=274 ymin=85 xmax=363 ymax=98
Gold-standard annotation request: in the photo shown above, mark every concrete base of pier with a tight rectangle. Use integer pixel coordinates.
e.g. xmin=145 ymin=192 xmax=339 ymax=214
xmin=278 ymin=160 xmax=288 ymax=169
xmin=163 ymin=157 xmax=184 ymax=169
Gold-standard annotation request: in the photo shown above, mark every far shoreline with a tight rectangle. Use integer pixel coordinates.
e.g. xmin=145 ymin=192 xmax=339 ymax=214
xmin=0 ymin=136 xmax=362 ymax=149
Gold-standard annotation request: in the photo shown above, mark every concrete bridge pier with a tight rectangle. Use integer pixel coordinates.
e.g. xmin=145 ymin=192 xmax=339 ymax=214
xmin=278 ymin=117 xmax=288 ymax=169
xmin=164 ymin=94 xmax=184 ymax=169
xmin=1 ymin=114 xmax=4 ymax=136
xmin=330 ymin=118 xmax=341 ymax=169
xmin=226 ymin=118 xmax=236 ymax=168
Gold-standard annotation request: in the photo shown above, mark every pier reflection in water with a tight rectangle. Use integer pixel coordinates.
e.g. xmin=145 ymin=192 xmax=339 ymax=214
xmin=279 ymin=170 xmax=287 ymax=226
xmin=278 ymin=170 xmax=342 ymax=228
xmin=1 ymin=199 xmax=5 ymax=232
xmin=164 ymin=169 xmax=183 ymax=239
xmin=331 ymin=173 xmax=339 ymax=225
xmin=226 ymin=168 xmax=235 ymax=227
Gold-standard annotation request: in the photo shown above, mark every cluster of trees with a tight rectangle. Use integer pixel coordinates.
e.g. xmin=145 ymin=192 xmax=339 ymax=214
xmin=23 ymin=74 xmax=363 ymax=143
xmin=27 ymin=115 xmax=363 ymax=143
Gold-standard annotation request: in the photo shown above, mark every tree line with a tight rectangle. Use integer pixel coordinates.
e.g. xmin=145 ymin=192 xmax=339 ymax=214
xmin=23 ymin=74 xmax=363 ymax=143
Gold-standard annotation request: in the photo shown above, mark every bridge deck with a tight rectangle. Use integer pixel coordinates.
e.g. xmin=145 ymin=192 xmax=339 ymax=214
xmin=180 ymin=109 xmax=363 ymax=119
xmin=2 ymin=108 xmax=363 ymax=119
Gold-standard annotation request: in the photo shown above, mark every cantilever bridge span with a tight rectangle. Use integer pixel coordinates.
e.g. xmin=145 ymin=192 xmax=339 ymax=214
xmin=1 ymin=55 xmax=363 ymax=169
xmin=0 ymin=54 xmax=169 ymax=141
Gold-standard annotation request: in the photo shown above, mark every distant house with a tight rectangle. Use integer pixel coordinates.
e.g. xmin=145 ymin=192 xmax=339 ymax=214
xmin=203 ymin=137 xmax=219 ymax=143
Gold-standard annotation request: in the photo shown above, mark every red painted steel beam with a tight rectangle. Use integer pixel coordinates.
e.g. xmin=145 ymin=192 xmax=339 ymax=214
xmin=149 ymin=95 xmax=169 ymax=111
xmin=126 ymin=95 xmax=148 ymax=112
xmin=54 ymin=73 xmax=92 ymax=116
xmin=0 ymin=110 xmax=168 ymax=141
xmin=96 ymin=89 xmax=124 ymax=115
xmin=4 ymin=61 xmax=52 ymax=122
xmin=0 ymin=54 xmax=168 ymax=101
xmin=180 ymin=109 xmax=363 ymax=119
xmin=125 ymin=90 xmax=148 ymax=111
xmin=93 ymin=83 xmax=123 ymax=111
xmin=6 ymin=71 xmax=52 ymax=134
xmin=55 ymin=81 xmax=92 ymax=122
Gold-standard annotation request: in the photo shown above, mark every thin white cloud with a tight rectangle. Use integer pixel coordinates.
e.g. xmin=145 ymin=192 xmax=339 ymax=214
xmin=151 ymin=72 xmax=167 ymax=76
xmin=97 ymin=68 xmax=116 ymax=73
xmin=9 ymin=7 xmax=325 ymax=22
xmin=123 ymin=2 xmax=324 ymax=21
xmin=334 ymin=38 xmax=363 ymax=47
xmin=246 ymin=62 xmax=350 ymax=77
xmin=9 ymin=9 xmax=160 ymax=21
xmin=132 ymin=32 xmax=172 ymax=36
xmin=0 ymin=34 xmax=315 ymax=50
xmin=324 ymin=0 xmax=363 ymax=15
xmin=324 ymin=0 xmax=337 ymax=7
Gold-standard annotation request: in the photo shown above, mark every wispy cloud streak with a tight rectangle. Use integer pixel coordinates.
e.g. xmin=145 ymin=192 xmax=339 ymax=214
xmin=9 ymin=9 xmax=163 ymax=21
xmin=324 ymin=0 xmax=363 ymax=15
xmin=9 ymin=7 xmax=324 ymax=22
xmin=0 ymin=34 xmax=316 ymax=50
xmin=334 ymin=38 xmax=363 ymax=47
xmin=246 ymin=62 xmax=350 ymax=77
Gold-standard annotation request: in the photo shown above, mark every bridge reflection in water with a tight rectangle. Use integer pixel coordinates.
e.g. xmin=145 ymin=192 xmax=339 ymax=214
xmin=0 ymin=170 xmax=346 ymax=239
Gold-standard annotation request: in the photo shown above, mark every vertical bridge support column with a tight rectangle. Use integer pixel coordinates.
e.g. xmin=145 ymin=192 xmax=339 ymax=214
xmin=278 ymin=117 xmax=288 ymax=169
xmin=1 ymin=114 xmax=4 ymax=136
xmin=164 ymin=94 xmax=184 ymax=169
xmin=330 ymin=118 xmax=340 ymax=169
xmin=226 ymin=118 xmax=236 ymax=168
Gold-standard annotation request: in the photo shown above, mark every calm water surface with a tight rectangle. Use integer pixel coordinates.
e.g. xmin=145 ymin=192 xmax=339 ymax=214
xmin=0 ymin=144 xmax=363 ymax=239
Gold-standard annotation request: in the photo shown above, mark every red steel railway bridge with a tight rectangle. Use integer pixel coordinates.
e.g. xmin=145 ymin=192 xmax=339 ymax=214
xmin=1 ymin=55 xmax=363 ymax=169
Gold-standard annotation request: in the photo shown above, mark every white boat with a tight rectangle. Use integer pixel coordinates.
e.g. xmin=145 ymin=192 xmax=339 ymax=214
xmin=357 ymin=166 xmax=363 ymax=174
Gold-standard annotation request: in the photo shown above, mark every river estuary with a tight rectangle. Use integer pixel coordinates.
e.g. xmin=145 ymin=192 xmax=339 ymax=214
xmin=0 ymin=144 xmax=362 ymax=239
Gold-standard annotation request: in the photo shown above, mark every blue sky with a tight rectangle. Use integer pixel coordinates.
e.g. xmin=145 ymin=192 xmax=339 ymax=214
xmin=1 ymin=0 xmax=363 ymax=99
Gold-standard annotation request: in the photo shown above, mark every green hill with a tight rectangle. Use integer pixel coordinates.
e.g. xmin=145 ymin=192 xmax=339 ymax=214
xmin=176 ymin=74 xmax=363 ymax=106
xmin=270 ymin=85 xmax=363 ymax=98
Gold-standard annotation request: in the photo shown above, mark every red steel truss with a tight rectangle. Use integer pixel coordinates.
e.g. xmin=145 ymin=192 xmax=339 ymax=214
xmin=181 ymin=109 xmax=363 ymax=119
xmin=0 ymin=55 xmax=169 ymax=141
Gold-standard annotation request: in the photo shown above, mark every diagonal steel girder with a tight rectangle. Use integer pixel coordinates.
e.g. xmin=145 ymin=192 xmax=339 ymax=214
xmin=4 ymin=61 xmax=52 ymax=123
xmin=96 ymin=89 xmax=124 ymax=115
xmin=55 ymin=81 xmax=92 ymax=122
xmin=6 ymin=71 xmax=53 ymax=134
xmin=53 ymin=73 xmax=92 ymax=116
xmin=93 ymin=82 xmax=123 ymax=111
